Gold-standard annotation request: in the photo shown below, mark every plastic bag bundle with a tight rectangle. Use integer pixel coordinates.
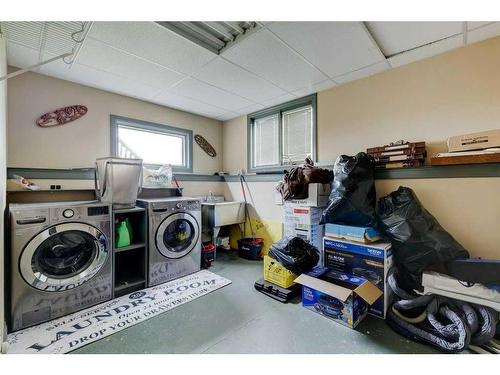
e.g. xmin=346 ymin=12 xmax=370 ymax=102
xmin=377 ymin=186 xmax=469 ymax=291
xmin=268 ymin=236 xmax=320 ymax=275
xmin=321 ymin=152 xmax=376 ymax=226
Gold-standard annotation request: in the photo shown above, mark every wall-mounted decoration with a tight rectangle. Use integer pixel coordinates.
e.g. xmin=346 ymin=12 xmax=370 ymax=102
xmin=36 ymin=105 xmax=88 ymax=128
xmin=194 ymin=134 xmax=217 ymax=157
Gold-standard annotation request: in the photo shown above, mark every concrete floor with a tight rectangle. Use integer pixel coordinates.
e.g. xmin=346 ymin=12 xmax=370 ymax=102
xmin=73 ymin=252 xmax=438 ymax=354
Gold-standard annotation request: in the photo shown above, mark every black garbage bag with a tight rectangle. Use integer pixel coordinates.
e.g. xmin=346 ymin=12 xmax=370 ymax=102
xmin=377 ymin=186 xmax=469 ymax=291
xmin=268 ymin=236 xmax=320 ymax=275
xmin=321 ymin=152 xmax=376 ymax=226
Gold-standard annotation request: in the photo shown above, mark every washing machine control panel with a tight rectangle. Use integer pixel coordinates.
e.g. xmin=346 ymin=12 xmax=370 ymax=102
xmin=187 ymin=200 xmax=200 ymax=210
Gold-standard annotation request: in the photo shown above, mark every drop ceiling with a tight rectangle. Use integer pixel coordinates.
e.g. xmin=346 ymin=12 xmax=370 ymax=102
xmin=2 ymin=21 xmax=500 ymax=121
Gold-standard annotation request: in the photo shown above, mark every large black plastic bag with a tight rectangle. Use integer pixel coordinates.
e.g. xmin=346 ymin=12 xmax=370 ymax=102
xmin=321 ymin=152 xmax=376 ymax=226
xmin=377 ymin=186 xmax=469 ymax=291
xmin=268 ymin=236 xmax=320 ymax=275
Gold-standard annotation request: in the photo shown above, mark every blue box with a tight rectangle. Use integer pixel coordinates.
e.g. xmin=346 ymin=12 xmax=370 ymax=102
xmin=323 ymin=238 xmax=393 ymax=319
xmin=295 ymin=267 xmax=382 ymax=329
xmin=325 ymin=223 xmax=381 ymax=243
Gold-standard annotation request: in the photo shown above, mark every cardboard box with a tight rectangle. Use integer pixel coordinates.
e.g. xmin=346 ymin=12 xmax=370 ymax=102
xmin=325 ymin=223 xmax=381 ymax=243
xmin=447 ymin=129 xmax=500 ymax=152
xmin=283 ymin=204 xmax=323 ymax=227
xmin=263 ymin=255 xmax=297 ymax=288
xmin=295 ymin=267 xmax=382 ymax=329
xmin=284 ymin=204 xmax=325 ymax=266
xmin=323 ymin=238 xmax=393 ymax=319
xmin=275 ymin=183 xmax=331 ymax=207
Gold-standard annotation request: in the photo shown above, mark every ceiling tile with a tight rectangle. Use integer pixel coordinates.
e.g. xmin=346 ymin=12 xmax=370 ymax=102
xmin=6 ymin=41 xmax=40 ymax=68
xmin=38 ymin=54 xmax=161 ymax=101
xmin=88 ymin=22 xmax=216 ymax=75
xmin=387 ymin=35 xmax=463 ymax=68
xmin=216 ymin=111 xmax=240 ymax=121
xmin=222 ymin=29 xmax=328 ymax=91
xmin=194 ymin=57 xmax=286 ymax=102
xmin=236 ymin=103 xmax=266 ymax=116
xmin=467 ymin=22 xmax=500 ymax=44
xmin=291 ymin=79 xmax=336 ymax=97
xmin=467 ymin=22 xmax=494 ymax=31
xmin=267 ymin=22 xmax=384 ymax=78
xmin=171 ymin=78 xmax=255 ymax=112
xmin=77 ymin=38 xmax=185 ymax=89
xmin=333 ymin=61 xmax=389 ymax=84
xmin=152 ymin=90 xmax=226 ymax=118
xmin=366 ymin=22 xmax=463 ymax=56
xmin=259 ymin=93 xmax=297 ymax=108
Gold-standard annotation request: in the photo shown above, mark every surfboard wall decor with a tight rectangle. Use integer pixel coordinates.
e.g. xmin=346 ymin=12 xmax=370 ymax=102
xmin=36 ymin=105 xmax=88 ymax=128
xmin=194 ymin=134 xmax=217 ymax=157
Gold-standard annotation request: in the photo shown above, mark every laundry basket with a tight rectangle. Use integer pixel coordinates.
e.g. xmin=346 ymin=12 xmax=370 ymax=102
xmin=95 ymin=157 xmax=143 ymax=209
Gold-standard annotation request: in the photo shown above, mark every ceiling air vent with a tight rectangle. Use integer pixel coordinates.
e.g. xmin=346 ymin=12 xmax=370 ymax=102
xmin=156 ymin=21 xmax=259 ymax=54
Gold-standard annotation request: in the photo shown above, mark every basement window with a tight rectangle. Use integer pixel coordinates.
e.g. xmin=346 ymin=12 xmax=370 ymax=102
xmin=111 ymin=115 xmax=193 ymax=173
xmin=247 ymin=94 xmax=317 ymax=173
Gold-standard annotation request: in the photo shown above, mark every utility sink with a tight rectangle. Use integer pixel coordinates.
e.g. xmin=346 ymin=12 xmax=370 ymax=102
xmin=201 ymin=200 xmax=246 ymax=228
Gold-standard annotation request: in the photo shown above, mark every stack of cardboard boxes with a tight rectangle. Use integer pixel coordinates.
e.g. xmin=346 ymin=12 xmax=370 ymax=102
xmin=262 ymin=184 xmax=330 ymax=290
xmin=322 ymin=224 xmax=393 ymax=319
xmin=267 ymin=183 xmax=394 ymax=329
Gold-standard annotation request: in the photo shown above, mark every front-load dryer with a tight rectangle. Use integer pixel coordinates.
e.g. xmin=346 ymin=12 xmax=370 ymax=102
xmin=137 ymin=197 xmax=201 ymax=286
xmin=8 ymin=201 xmax=113 ymax=332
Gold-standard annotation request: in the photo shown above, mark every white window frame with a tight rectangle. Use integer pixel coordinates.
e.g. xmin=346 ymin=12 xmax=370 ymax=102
xmin=110 ymin=115 xmax=193 ymax=173
xmin=247 ymin=94 xmax=317 ymax=173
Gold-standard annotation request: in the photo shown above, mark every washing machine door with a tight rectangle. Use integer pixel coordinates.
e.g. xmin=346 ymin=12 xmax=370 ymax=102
xmin=155 ymin=212 xmax=200 ymax=259
xmin=19 ymin=222 xmax=109 ymax=292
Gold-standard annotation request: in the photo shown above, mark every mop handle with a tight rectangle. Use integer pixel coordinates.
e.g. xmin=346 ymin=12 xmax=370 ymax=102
xmin=239 ymin=175 xmax=255 ymax=239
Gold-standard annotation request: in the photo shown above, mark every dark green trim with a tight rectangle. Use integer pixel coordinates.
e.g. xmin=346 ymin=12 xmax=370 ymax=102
xmin=7 ymin=168 xmax=225 ymax=182
xmin=110 ymin=114 xmax=194 ymax=173
xmin=247 ymin=94 xmax=317 ymax=173
xmin=223 ymin=174 xmax=282 ymax=182
xmin=8 ymin=164 xmax=500 ymax=184
xmin=7 ymin=167 xmax=95 ymax=180
xmin=175 ymin=174 xmax=224 ymax=182
xmin=375 ymin=164 xmax=500 ymax=179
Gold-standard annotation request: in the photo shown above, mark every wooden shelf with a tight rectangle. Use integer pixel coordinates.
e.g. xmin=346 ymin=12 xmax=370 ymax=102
xmin=114 ymin=243 xmax=146 ymax=253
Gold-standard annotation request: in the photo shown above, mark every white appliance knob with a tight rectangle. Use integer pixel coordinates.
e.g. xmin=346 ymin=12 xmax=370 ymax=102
xmin=63 ymin=209 xmax=74 ymax=218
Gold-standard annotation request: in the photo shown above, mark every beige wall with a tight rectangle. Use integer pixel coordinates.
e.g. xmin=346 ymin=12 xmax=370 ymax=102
xmin=318 ymin=36 xmax=500 ymax=160
xmin=222 ymin=116 xmax=247 ymax=175
xmin=0 ymin=34 xmax=7 ymax=346
xmin=222 ymin=37 xmax=500 ymax=259
xmin=7 ymin=71 xmax=223 ymax=174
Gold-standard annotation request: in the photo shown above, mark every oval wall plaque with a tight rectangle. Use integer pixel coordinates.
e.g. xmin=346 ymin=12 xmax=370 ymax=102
xmin=36 ymin=105 xmax=88 ymax=128
xmin=194 ymin=134 xmax=217 ymax=157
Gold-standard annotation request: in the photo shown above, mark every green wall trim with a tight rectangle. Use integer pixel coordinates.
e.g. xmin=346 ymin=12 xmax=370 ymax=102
xmin=176 ymin=174 xmax=224 ymax=182
xmin=374 ymin=164 xmax=500 ymax=179
xmin=7 ymin=164 xmax=500 ymax=183
xmin=223 ymin=174 xmax=282 ymax=182
xmin=7 ymin=168 xmax=96 ymax=180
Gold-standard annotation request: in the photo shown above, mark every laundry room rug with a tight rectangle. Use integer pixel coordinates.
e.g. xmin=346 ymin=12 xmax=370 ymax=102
xmin=6 ymin=270 xmax=231 ymax=354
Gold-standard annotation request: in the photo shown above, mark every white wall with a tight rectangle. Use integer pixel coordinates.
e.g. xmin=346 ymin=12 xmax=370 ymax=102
xmin=7 ymin=70 xmax=223 ymax=174
xmin=0 ymin=33 xmax=8 ymax=349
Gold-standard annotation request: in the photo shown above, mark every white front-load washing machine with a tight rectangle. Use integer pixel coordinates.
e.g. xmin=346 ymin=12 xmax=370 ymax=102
xmin=8 ymin=201 xmax=113 ymax=332
xmin=137 ymin=197 xmax=201 ymax=286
